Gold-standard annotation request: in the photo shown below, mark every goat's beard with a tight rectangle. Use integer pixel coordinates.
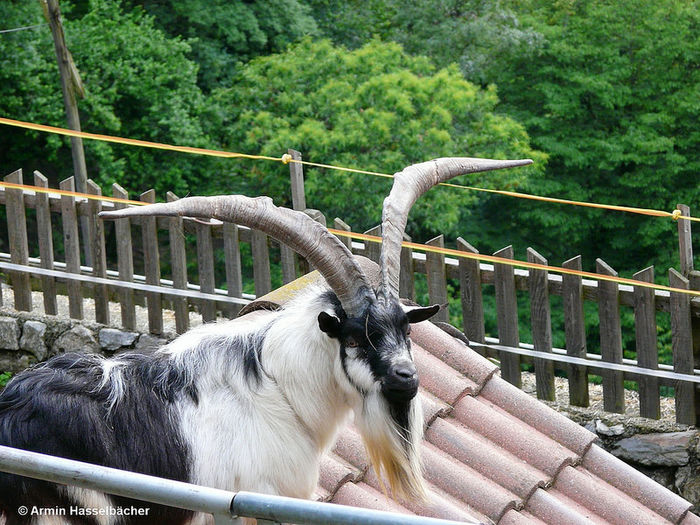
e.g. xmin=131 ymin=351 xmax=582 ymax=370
xmin=355 ymin=388 xmax=427 ymax=501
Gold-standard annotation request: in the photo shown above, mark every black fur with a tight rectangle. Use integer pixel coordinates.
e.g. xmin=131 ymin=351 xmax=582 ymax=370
xmin=0 ymin=352 xmax=194 ymax=525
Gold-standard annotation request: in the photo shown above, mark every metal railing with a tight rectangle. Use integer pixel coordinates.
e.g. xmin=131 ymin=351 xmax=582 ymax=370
xmin=0 ymin=445 xmax=476 ymax=525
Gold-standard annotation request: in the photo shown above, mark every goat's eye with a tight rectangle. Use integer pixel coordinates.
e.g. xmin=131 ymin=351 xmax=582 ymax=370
xmin=346 ymin=337 xmax=359 ymax=348
xmin=406 ymin=325 xmax=412 ymax=336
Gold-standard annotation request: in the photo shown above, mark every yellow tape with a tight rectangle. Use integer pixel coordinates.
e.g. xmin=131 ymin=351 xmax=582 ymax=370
xmin=328 ymin=228 xmax=700 ymax=298
xmin=0 ymin=181 xmax=145 ymax=206
xmin=0 ymin=177 xmax=697 ymax=298
xmin=1 ymin=116 xmax=697 ymax=222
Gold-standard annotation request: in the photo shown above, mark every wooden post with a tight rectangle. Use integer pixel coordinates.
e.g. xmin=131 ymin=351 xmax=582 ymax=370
xmin=457 ymin=238 xmax=484 ymax=345
xmin=425 ymin=235 xmax=449 ymax=324
xmin=195 ymin=221 xmax=217 ymax=322
xmin=34 ymin=171 xmax=57 ymax=315
xmin=562 ymin=255 xmax=588 ymax=406
xmin=633 ymin=266 xmax=660 ymax=419
xmin=167 ymin=192 xmax=189 ymax=333
xmin=284 ymin=148 xmax=305 ymax=279
xmin=60 ymin=177 xmax=83 ymax=319
xmin=596 ymin=258 xmax=625 ymax=414
xmin=527 ymin=248 xmax=555 ymax=401
xmin=112 ymin=184 xmax=135 ymax=330
xmin=141 ymin=190 xmax=162 ymax=335
xmin=670 ymin=268 xmax=695 ymax=425
xmin=42 ymin=0 xmax=90 ymax=265
xmin=223 ymin=223 xmax=243 ymax=318
xmin=494 ymin=246 xmax=521 ymax=387
xmin=86 ymin=180 xmax=109 ymax=325
xmin=288 ymin=149 xmax=306 ymax=212
xmin=676 ymin=204 xmax=700 ymax=423
xmin=4 ymin=170 xmax=32 ymax=311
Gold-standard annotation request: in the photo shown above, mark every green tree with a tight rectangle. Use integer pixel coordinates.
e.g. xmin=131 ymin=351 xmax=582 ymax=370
xmin=479 ymin=0 xmax=700 ymax=273
xmin=121 ymin=0 xmax=319 ymax=90
xmin=210 ymin=39 xmax=545 ymax=239
xmin=0 ymin=0 xmax=213 ymax=197
xmin=305 ymin=0 xmax=542 ymax=85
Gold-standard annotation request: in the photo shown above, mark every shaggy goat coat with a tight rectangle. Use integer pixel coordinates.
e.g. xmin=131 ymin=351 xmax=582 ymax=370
xmin=0 ymin=285 xmax=426 ymax=525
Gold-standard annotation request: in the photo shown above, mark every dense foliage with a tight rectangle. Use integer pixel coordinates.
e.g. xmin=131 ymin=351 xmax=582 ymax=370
xmin=0 ymin=0 xmax=212 ymax=196
xmin=209 ymin=38 xmax=544 ymax=237
xmin=0 ymin=0 xmax=698 ymax=360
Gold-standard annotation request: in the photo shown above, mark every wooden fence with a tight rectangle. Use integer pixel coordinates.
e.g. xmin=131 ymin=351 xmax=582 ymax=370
xmin=1 ymin=152 xmax=699 ymax=425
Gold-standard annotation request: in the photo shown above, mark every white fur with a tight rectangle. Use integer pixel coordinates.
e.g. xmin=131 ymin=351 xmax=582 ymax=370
xmin=175 ymin=287 xmax=361 ymax=499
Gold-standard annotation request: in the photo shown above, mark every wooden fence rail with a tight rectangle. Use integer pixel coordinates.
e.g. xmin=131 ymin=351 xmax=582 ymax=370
xmin=1 ymin=152 xmax=699 ymax=425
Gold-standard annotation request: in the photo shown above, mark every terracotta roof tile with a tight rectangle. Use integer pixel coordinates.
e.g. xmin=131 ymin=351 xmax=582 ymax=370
xmin=414 ymin=343 xmax=478 ymax=403
xmin=426 ymin=417 xmax=546 ymax=501
xmin=331 ymin=480 xmax=411 ymax=514
xmin=260 ymin=271 xmax=697 ymax=525
xmin=479 ymin=376 xmax=597 ymax=456
xmin=318 ymin=453 xmax=359 ymax=497
xmin=582 ymin=443 xmax=691 ymax=522
xmin=453 ymin=394 xmax=577 ymax=478
xmin=681 ymin=512 xmax=700 ymax=525
xmin=420 ymin=390 xmax=452 ymax=428
xmin=422 ymin=442 xmax=520 ymax=523
xmin=363 ymin=467 xmax=488 ymax=524
xmin=331 ymin=425 xmax=370 ymax=472
xmin=499 ymin=509 xmax=549 ymax=525
xmin=553 ymin=466 xmax=673 ymax=524
xmin=525 ymin=488 xmax=604 ymax=524
xmin=410 ymin=321 xmax=497 ymax=388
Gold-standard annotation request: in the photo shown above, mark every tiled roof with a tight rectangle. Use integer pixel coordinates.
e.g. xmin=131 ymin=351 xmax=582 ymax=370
xmin=247 ymin=267 xmax=698 ymax=525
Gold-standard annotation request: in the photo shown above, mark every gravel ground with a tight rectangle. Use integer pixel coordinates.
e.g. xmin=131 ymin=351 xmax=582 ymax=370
xmin=517 ymin=368 xmax=678 ymax=423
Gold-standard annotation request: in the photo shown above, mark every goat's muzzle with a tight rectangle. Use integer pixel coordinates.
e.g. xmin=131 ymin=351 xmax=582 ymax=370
xmin=381 ymin=362 xmax=419 ymax=403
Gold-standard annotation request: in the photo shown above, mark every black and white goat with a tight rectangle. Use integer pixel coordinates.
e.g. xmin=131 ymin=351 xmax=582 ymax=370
xmin=0 ymin=157 xmax=530 ymax=524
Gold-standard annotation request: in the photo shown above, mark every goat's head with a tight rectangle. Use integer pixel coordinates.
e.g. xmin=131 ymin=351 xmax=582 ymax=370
xmin=100 ymin=156 xmax=531 ymax=500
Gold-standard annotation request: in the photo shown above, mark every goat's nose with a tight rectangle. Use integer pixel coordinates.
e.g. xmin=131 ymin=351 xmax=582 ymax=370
xmin=382 ymin=361 xmax=419 ymax=403
xmin=392 ymin=364 xmax=417 ymax=381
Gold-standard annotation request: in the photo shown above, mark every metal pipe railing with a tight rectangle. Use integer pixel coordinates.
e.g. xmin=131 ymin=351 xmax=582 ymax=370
xmin=0 ymin=445 xmax=477 ymax=525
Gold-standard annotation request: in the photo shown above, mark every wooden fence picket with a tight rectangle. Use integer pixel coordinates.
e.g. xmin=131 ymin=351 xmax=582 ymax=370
xmin=400 ymin=233 xmax=415 ymax=301
xmin=670 ymin=268 xmax=695 ymax=425
xmin=527 ymin=247 xmax=555 ymax=401
xmin=112 ymin=184 xmax=136 ymax=330
xmin=5 ymin=170 xmax=32 ymax=312
xmin=562 ymin=255 xmax=589 ymax=407
xmin=196 ymin=221 xmax=217 ymax=323
xmin=34 ymin=171 xmax=57 ymax=315
xmin=60 ymin=177 xmax=83 ymax=319
xmin=457 ymin=238 xmax=484 ymax=345
xmin=425 ymin=235 xmax=448 ymax=324
xmin=141 ymin=189 xmax=162 ymax=335
xmin=597 ymin=258 xmax=625 ymax=414
xmin=251 ymin=229 xmax=272 ymax=298
xmin=87 ymin=180 xmax=109 ymax=325
xmin=494 ymin=245 xmax=521 ymax=387
xmin=633 ymin=266 xmax=660 ymax=419
xmin=3 ymin=164 xmax=700 ymax=421
xmin=223 ymin=222 xmax=243 ymax=319
xmin=167 ymin=192 xmax=190 ymax=333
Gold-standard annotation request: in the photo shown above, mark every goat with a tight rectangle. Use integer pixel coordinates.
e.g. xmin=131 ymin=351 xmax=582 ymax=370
xmin=0 ymin=157 xmax=530 ymax=524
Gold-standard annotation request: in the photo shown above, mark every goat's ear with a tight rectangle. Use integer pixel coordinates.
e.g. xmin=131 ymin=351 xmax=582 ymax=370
xmin=406 ymin=304 xmax=441 ymax=324
xmin=318 ymin=311 xmax=342 ymax=337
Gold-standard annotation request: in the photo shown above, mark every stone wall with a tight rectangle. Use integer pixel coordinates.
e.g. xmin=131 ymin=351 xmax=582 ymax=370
xmin=0 ymin=308 xmax=170 ymax=374
xmin=550 ymin=402 xmax=700 ymax=508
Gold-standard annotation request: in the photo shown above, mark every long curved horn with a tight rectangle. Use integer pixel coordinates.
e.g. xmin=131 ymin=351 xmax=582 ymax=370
xmin=378 ymin=157 xmax=533 ymax=302
xmin=100 ymin=195 xmax=375 ymax=317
